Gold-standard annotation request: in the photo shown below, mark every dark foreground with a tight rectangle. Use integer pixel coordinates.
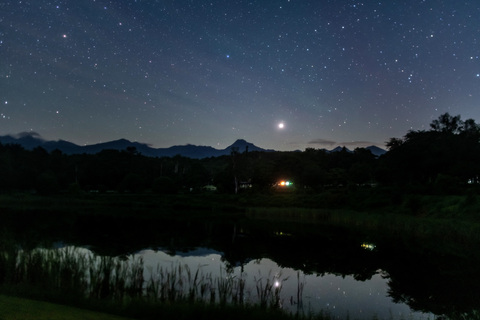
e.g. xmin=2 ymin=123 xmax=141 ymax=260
xmin=1 ymin=192 xmax=480 ymax=320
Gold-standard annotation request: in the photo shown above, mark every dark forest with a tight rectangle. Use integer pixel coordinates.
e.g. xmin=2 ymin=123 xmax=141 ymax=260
xmin=1 ymin=113 xmax=479 ymax=199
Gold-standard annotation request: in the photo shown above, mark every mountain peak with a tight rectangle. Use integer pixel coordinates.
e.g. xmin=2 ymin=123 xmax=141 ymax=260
xmin=0 ymin=133 xmax=284 ymax=158
xmin=233 ymin=138 xmax=248 ymax=144
xmin=365 ymin=145 xmax=387 ymax=156
xmin=330 ymin=146 xmax=351 ymax=153
xmin=230 ymin=139 xmax=251 ymax=148
xmin=227 ymin=139 xmax=270 ymax=153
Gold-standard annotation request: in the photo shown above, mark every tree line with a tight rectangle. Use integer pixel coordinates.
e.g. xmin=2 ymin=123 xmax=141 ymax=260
xmin=380 ymin=113 xmax=480 ymax=193
xmin=1 ymin=113 xmax=479 ymax=195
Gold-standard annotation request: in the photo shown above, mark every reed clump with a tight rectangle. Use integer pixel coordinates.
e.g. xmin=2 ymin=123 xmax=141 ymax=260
xmin=0 ymin=246 xmax=296 ymax=314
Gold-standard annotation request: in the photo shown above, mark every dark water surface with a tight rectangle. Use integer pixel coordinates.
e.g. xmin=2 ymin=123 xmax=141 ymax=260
xmin=3 ymin=209 xmax=480 ymax=319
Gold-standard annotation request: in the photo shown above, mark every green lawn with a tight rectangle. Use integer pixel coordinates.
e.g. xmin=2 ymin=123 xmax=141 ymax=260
xmin=0 ymin=295 xmax=132 ymax=320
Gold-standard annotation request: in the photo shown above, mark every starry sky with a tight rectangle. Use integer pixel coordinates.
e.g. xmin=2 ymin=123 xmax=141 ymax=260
xmin=1 ymin=1 xmax=480 ymax=151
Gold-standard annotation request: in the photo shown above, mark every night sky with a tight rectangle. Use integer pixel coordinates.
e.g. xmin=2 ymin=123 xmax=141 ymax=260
xmin=2 ymin=1 xmax=480 ymax=151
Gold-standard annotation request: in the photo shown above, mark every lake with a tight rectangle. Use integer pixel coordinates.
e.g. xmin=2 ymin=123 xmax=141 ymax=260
xmin=2 ymin=208 xmax=480 ymax=319
xmin=134 ymin=247 xmax=431 ymax=319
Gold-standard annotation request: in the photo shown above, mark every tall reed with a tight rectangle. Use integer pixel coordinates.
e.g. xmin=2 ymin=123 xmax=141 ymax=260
xmin=293 ymin=271 xmax=306 ymax=315
xmin=254 ymin=270 xmax=288 ymax=309
xmin=0 ymin=246 xmax=297 ymax=314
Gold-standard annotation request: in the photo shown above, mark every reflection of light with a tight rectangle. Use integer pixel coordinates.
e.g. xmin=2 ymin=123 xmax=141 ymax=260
xmin=361 ymin=243 xmax=376 ymax=251
xmin=274 ymin=280 xmax=280 ymax=288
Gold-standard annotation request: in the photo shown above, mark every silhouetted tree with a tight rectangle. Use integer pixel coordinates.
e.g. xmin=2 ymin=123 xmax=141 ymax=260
xmin=430 ymin=112 xmax=462 ymax=133
xmin=381 ymin=113 xmax=480 ymax=192
xmin=36 ymin=170 xmax=59 ymax=195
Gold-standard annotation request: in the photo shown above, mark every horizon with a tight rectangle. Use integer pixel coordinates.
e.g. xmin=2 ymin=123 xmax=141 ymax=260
xmin=0 ymin=131 xmax=386 ymax=152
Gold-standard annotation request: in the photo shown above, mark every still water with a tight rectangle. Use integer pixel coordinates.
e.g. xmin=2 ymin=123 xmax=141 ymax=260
xmin=5 ymin=210 xmax=480 ymax=319
xmin=135 ymin=247 xmax=431 ymax=319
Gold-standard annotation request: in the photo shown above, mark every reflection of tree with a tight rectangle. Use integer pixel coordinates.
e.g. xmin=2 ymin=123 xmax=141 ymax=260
xmin=3 ymin=208 xmax=480 ymax=317
xmin=221 ymin=220 xmax=380 ymax=282
xmin=222 ymin=222 xmax=480 ymax=317
xmin=381 ymin=244 xmax=480 ymax=317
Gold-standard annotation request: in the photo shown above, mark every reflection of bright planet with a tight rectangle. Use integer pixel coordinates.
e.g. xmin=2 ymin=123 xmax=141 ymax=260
xmin=278 ymin=122 xmax=284 ymax=129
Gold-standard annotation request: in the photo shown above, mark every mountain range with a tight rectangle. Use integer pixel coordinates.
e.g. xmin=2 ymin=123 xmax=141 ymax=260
xmin=0 ymin=133 xmax=386 ymax=158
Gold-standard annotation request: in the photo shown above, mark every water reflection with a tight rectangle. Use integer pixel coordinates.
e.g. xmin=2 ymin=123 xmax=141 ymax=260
xmin=3 ymin=209 xmax=480 ymax=318
xmin=136 ymin=247 xmax=432 ymax=319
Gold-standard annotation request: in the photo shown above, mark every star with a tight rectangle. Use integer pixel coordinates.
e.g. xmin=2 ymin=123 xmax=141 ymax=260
xmin=1 ymin=0 xmax=479 ymax=152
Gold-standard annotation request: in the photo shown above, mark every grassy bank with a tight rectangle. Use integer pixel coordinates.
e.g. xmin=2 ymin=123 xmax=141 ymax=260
xmin=2 ymin=188 xmax=480 ymax=217
xmin=0 ymin=295 xmax=132 ymax=320
xmin=246 ymin=206 xmax=480 ymax=256
xmin=0 ymin=294 xmax=329 ymax=320
xmin=2 ymin=191 xmax=480 ymax=251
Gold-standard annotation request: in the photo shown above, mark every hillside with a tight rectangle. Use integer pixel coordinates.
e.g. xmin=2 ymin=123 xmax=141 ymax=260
xmin=0 ymin=133 xmax=386 ymax=158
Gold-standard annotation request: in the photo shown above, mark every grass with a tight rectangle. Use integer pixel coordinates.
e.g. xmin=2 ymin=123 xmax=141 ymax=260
xmin=0 ymin=294 xmax=334 ymax=320
xmin=2 ymin=189 xmax=480 ymax=222
xmin=0 ymin=245 xmax=312 ymax=319
xmin=0 ymin=295 xmax=132 ymax=320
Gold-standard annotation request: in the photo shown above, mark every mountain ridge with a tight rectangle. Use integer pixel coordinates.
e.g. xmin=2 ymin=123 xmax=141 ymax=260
xmin=0 ymin=133 xmax=386 ymax=158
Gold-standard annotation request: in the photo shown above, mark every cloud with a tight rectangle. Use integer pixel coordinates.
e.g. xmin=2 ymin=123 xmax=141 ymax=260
xmin=338 ymin=141 xmax=376 ymax=147
xmin=308 ymin=138 xmax=336 ymax=146
xmin=307 ymin=139 xmax=383 ymax=150
xmin=14 ymin=131 xmax=44 ymax=140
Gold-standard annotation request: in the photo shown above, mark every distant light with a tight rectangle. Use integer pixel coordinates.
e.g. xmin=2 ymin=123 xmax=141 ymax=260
xmin=361 ymin=243 xmax=376 ymax=251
